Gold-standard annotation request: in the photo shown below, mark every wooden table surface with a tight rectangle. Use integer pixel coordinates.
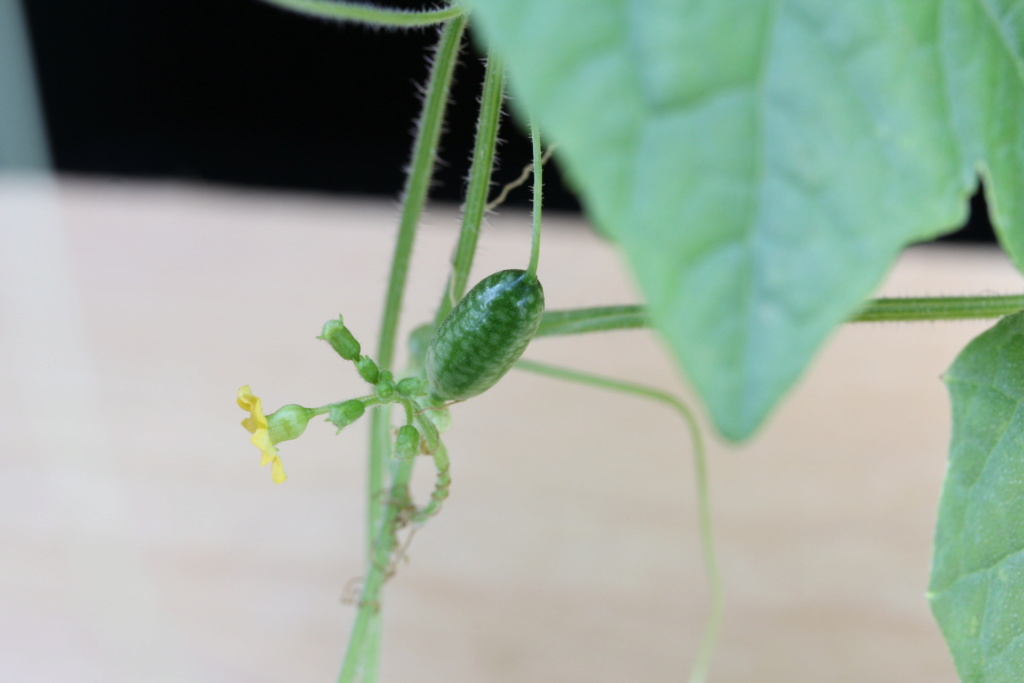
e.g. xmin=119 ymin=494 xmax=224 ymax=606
xmin=3 ymin=175 xmax=1020 ymax=682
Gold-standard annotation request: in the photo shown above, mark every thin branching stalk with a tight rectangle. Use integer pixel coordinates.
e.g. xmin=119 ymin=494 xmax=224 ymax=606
xmin=514 ymin=359 xmax=723 ymax=683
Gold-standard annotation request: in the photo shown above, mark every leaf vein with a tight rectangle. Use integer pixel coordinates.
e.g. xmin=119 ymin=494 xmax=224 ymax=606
xmin=975 ymin=0 xmax=1024 ymax=82
xmin=736 ymin=0 xmax=782 ymax=425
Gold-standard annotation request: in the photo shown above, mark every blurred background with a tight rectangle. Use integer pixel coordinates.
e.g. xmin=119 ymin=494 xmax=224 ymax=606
xmin=2 ymin=1 xmax=1014 ymax=682
xmin=15 ymin=0 xmax=582 ymax=210
xmin=8 ymin=0 xmax=998 ymax=237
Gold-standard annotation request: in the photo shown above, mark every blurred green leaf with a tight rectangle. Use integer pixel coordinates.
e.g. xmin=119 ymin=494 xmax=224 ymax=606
xmin=465 ymin=1 xmax=1024 ymax=440
xmin=930 ymin=311 xmax=1024 ymax=682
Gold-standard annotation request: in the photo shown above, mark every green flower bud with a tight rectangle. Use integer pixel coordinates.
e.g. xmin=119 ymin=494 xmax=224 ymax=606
xmin=396 ymin=376 xmax=424 ymax=397
xmin=374 ymin=370 xmax=395 ymax=401
xmin=266 ymin=404 xmax=315 ymax=444
xmin=318 ymin=316 xmax=361 ymax=360
xmin=394 ymin=424 xmax=420 ymax=460
xmin=327 ymin=399 xmax=366 ymax=433
xmin=355 ymin=356 xmax=379 ymax=384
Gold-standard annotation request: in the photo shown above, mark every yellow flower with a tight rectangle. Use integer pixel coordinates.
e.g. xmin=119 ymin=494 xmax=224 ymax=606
xmin=237 ymin=385 xmax=287 ymax=483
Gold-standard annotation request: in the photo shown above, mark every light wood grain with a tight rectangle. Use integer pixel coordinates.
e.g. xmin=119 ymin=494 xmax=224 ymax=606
xmin=3 ymin=175 xmax=1020 ymax=682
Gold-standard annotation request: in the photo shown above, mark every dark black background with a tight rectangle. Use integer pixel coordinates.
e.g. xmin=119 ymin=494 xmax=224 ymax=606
xmin=21 ymin=0 xmax=993 ymax=239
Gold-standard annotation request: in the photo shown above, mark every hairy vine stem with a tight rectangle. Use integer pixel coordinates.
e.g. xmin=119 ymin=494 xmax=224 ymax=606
xmin=341 ymin=32 xmax=507 ymax=683
xmin=257 ymin=0 xmax=464 ymax=27
xmin=526 ymin=117 xmax=542 ymax=278
xmin=340 ymin=16 xmax=467 ymax=683
xmin=434 ymin=52 xmax=507 ymax=327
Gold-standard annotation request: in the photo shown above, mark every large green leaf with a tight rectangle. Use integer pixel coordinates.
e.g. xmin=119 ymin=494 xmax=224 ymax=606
xmin=930 ymin=311 xmax=1024 ymax=682
xmin=465 ymin=0 xmax=1024 ymax=440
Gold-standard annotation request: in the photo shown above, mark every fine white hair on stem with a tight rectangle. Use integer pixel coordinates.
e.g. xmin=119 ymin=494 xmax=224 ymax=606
xmin=256 ymin=0 xmax=464 ymax=31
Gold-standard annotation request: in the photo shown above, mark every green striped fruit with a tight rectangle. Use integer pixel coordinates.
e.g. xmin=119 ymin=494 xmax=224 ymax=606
xmin=426 ymin=269 xmax=545 ymax=401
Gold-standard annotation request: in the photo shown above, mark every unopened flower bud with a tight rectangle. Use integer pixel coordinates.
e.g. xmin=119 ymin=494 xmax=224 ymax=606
xmin=394 ymin=424 xmax=420 ymax=459
xmin=318 ymin=316 xmax=361 ymax=360
xmin=375 ymin=370 xmax=395 ymax=401
xmin=355 ymin=356 xmax=379 ymax=384
xmin=397 ymin=377 xmax=424 ymax=397
xmin=328 ymin=399 xmax=366 ymax=432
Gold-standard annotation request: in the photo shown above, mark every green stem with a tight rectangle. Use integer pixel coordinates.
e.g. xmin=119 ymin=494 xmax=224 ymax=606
xmin=849 ymin=294 xmax=1024 ymax=322
xmin=339 ymin=479 xmax=414 ymax=683
xmin=344 ymin=49 xmax=505 ymax=683
xmin=434 ymin=53 xmax=507 ymax=327
xmin=363 ymin=619 xmax=382 ymax=682
xmin=339 ymin=17 xmax=467 ymax=683
xmin=368 ymin=10 xmax=462 ymax=548
xmin=376 ymin=18 xmax=466 ymax=373
xmin=312 ymin=393 xmax=380 ymax=415
xmin=536 ymin=294 xmax=1024 ymax=338
xmin=536 ymin=305 xmax=649 ymax=337
xmin=257 ymin=0 xmax=464 ymax=27
xmin=527 ymin=117 xmax=542 ymax=277
xmin=513 ymin=359 xmax=723 ymax=683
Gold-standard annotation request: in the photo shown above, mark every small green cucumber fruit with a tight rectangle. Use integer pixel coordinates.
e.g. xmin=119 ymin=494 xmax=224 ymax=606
xmin=426 ymin=269 xmax=545 ymax=401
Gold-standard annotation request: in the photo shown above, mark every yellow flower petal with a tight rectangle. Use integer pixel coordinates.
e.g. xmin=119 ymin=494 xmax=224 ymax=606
xmin=270 ymin=456 xmax=288 ymax=484
xmin=250 ymin=430 xmax=277 ymax=466
xmin=237 ymin=385 xmax=257 ymax=410
xmin=238 ymin=385 xmax=287 ymax=484
xmin=241 ymin=414 xmax=266 ymax=434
